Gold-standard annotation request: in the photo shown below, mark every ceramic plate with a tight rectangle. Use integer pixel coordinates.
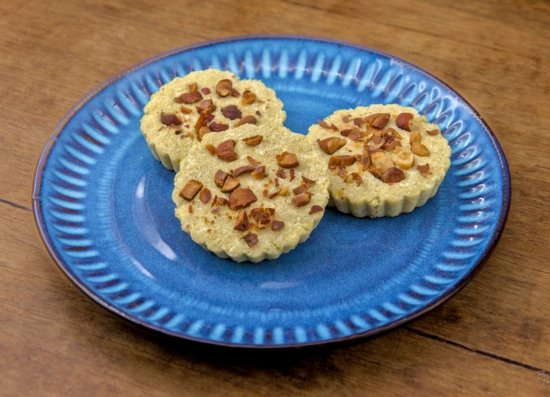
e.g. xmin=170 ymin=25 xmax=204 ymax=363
xmin=33 ymin=36 xmax=510 ymax=347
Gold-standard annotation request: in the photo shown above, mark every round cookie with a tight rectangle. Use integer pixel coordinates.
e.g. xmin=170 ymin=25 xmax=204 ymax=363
xmin=141 ymin=69 xmax=286 ymax=171
xmin=172 ymin=125 xmax=329 ymax=263
xmin=307 ymin=104 xmax=451 ymax=218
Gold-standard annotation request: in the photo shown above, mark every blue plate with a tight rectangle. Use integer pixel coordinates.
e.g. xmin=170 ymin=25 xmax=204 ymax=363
xmin=33 ymin=36 xmax=510 ymax=347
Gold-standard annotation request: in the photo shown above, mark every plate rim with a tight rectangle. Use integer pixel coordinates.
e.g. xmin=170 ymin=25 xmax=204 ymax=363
xmin=32 ymin=34 xmax=511 ymax=348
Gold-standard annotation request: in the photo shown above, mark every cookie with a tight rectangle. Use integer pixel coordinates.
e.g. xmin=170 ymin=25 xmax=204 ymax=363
xmin=140 ymin=69 xmax=286 ymax=170
xmin=307 ymin=104 xmax=451 ymax=218
xmin=172 ymin=125 xmax=329 ymax=262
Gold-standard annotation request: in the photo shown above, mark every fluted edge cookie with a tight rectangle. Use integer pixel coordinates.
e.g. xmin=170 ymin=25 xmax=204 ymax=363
xmin=307 ymin=104 xmax=451 ymax=218
xmin=173 ymin=125 xmax=329 ymax=263
xmin=141 ymin=69 xmax=286 ymax=171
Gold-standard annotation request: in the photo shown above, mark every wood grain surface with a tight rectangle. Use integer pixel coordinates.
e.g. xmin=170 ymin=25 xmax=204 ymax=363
xmin=1 ymin=0 xmax=549 ymax=396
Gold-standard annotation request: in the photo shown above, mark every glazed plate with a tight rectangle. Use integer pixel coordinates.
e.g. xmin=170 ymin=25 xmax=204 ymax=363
xmin=33 ymin=36 xmax=510 ymax=347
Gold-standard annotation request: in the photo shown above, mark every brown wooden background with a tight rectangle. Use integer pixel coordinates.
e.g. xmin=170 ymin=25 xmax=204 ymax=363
xmin=1 ymin=0 xmax=549 ymax=396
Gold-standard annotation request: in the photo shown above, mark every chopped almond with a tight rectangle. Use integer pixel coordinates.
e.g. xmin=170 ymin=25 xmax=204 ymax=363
xmin=200 ymin=87 xmax=211 ymax=95
xmin=301 ymin=176 xmax=316 ymax=188
xmin=175 ymin=91 xmax=202 ymax=104
xmin=278 ymin=186 xmax=289 ymax=196
xmin=251 ymin=165 xmax=266 ymax=179
xmin=234 ymin=210 xmax=249 ymax=231
xmin=427 ymin=129 xmax=440 ymax=136
xmin=293 ymin=185 xmax=307 ymax=195
xmin=212 ymin=196 xmax=228 ymax=206
xmin=328 ymin=155 xmax=356 ymax=168
xmin=160 ymin=113 xmax=182 ymax=126
xmin=381 ymin=167 xmax=406 ymax=183
xmin=396 ymin=150 xmax=414 ymax=169
xmin=216 ymin=140 xmax=238 ymax=161
xmin=309 ymin=205 xmax=323 ymax=215
xmin=243 ymin=233 xmax=258 ymax=247
xmin=289 ymin=168 xmax=295 ymax=181
xmin=292 ymin=192 xmax=312 ymax=207
xmin=411 ymin=141 xmax=430 ymax=157
xmin=242 ymin=135 xmax=263 ymax=146
xmin=365 ymin=113 xmax=390 ymax=129
xmin=234 ymin=115 xmax=257 ymax=127
xmin=241 ymin=90 xmax=256 ymax=105
xmin=214 ymin=170 xmax=230 ymax=187
xmin=221 ymin=175 xmax=240 ymax=192
xmin=188 ymin=83 xmax=198 ymax=92
xmin=246 ymin=156 xmax=260 ymax=165
xmin=250 ymin=207 xmax=275 ymax=225
xmin=179 ymin=180 xmax=203 ymax=201
xmin=417 ymin=163 xmax=431 ymax=175
xmin=410 ymin=131 xmax=421 ymax=144
xmin=396 ymin=113 xmax=414 ymax=131
xmin=276 ymin=151 xmax=299 ymax=168
xmin=209 ymin=121 xmax=229 ymax=132
xmin=318 ymin=120 xmax=338 ymax=131
xmin=196 ymin=99 xmax=216 ymax=114
xmin=221 ymin=105 xmax=242 ymax=120
xmin=229 ymin=188 xmax=257 ymax=210
xmin=233 ymin=165 xmax=256 ymax=177
xmin=199 ymin=188 xmax=211 ymax=204
xmin=358 ymin=151 xmax=371 ymax=169
xmin=216 ymin=79 xmax=232 ymax=97
xmin=317 ymin=137 xmax=347 ymax=154
xmin=180 ymin=106 xmax=192 ymax=114
xmin=271 ymin=220 xmax=285 ymax=231
xmin=276 ymin=169 xmax=286 ymax=179
xmin=346 ymin=172 xmax=363 ymax=186
xmin=205 ymin=144 xmax=217 ymax=155
xmin=371 ymin=151 xmax=394 ymax=170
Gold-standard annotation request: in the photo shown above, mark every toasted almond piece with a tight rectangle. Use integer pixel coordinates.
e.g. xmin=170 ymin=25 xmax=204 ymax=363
xmin=230 ymin=88 xmax=240 ymax=97
xmin=292 ymin=192 xmax=312 ymax=207
xmin=196 ymin=99 xmax=216 ymax=114
xmin=197 ymin=126 xmax=210 ymax=141
xmin=371 ymin=151 xmax=395 ymax=170
xmin=216 ymin=79 xmax=232 ymax=97
xmin=293 ymin=185 xmax=307 ymax=195
xmin=347 ymin=129 xmax=362 ymax=141
xmin=410 ymin=131 xmax=421 ymax=144
xmin=271 ymin=220 xmax=285 ymax=231
xmin=199 ymin=188 xmax=211 ymax=204
xmin=233 ymin=165 xmax=256 ymax=177
xmin=276 ymin=151 xmax=299 ymax=168
xmin=318 ymin=120 xmax=339 ymax=131
xmin=234 ymin=115 xmax=258 ymax=127
xmin=179 ymin=180 xmax=203 ymax=201
xmin=234 ymin=210 xmax=249 ymax=231
xmin=358 ymin=151 xmax=371 ymax=170
xmin=276 ymin=169 xmax=286 ymax=179
xmin=246 ymin=155 xmax=260 ymax=166
xmin=353 ymin=117 xmax=363 ymax=127
xmin=242 ymin=135 xmax=263 ymax=146
xmin=229 ymin=188 xmax=257 ymax=210
xmin=383 ymin=127 xmax=402 ymax=140
xmin=278 ymin=186 xmax=289 ymax=196
xmin=289 ymin=168 xmax=295 ymax=181
xmin=346 ymin=172 xmax=363 ymax=186
xmin=221 ymin=105 xmax=242 ymax=120
xmin=342 ymin=115 xmax=351 ymax=123
xmin=309 ymin=205 xmax=323 ymax=215
xmin=365 ymin=113 xmax=390 ymax=129
xmin=268 ymin=188 xmax=280 ymax=198
xmin=417 ymin=163 xmax=431 ymax=175
xmin=221 ymin=175 xmax=240 ymax=192
xmin=337 ymin=167 xmax=348 ymax=179
xmin=427 ymin=128 xmax=440 ymax=136
xmin=214 ymin=170 xmax=230 ymax=187
xmin=209 ymin=121 xmax=229 ymax=132
xmin=382 ymin=135 xmax=402 ymax=151
xmin=200 ymin=87 xmax=211 ymax=95
xmin=381 ymin=167 xmax=406 ymax=183
xmin=175 ymin=91 xmax=202 ymax=104
xmin=180 ymin=106 xmax=193 ymax=114
xmin=250 ymin=207 xmax=275 ymax=225
xmin=251 ymin=165 xmax=266 ymax=179
xmin=212 ymin=195 xmax=228 ymax=206
xmin=216 ymin=139 xmax=238 ymax=162
xmin=396 ymin=113 xmax=414 ymax=131
xmin=367 ymin=135 xmax=385 ymax=152
xmin=205 ymin=144 xmax=217 ymax=155
xmin=243 ymin=233 xmax=258 ymax=247
xmin=301 ymin=176 xmax=316 ymax=188
xmin=396 ymin=150 xmax=414 ymax=170
xmin=317 ymin=137 xmax=347 ymax=155
xmin=328 ymin=155 xmax=356 ymax=168
xmin=160 ymin=113 xmax=182 ymax=126
xmin=241 ymin=90 xmax=256 ymax=105
xmin=411 ymin=141 xmax=430 ymax=157
xmin=188 ymin=82 xmax=198 ymax=92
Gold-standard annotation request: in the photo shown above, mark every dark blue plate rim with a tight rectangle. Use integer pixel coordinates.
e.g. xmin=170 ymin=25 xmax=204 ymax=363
xmin=32 ymin=34 xmax=511 ymax=348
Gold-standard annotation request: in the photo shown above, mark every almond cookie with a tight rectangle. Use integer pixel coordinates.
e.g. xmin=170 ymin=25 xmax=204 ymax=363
xmin=307 ymin=104 xmax=451 ymax=218
xmin=141 ymin=69 xmax=286 ymax=170
xmin=172 ymin=125 xmax=329 ymax=263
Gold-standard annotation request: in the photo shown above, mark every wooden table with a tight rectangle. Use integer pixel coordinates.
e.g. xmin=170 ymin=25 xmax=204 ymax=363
xmin=2 ymin=0 xmax=549 ymax=395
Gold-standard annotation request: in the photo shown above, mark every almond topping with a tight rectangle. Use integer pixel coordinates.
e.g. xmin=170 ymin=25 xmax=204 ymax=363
xmin=271 ymin=220 xmax=285 ymax=231
xmin=278 ymin=186 xmax=289 ymax=196
xmin=216 ymin=140 xmax=237 ymax=162
xmin=232 ymin=165 xmax=256 ymax=177
xmin=276 ymin=152 xmax=299 ymax=168
xmin=221 ymin=105 xmax=242 ymax=120
xmin=396 ymin=113 xmax=414 ymax=131
xmin=250 ymin=207 xmax=275 ymax=225
xmin=216 ymin=79 xmax=232 ymax=97
xmin=382 ymin=135 xmax=402 ymax=151
xmin=205 ymin=144 xmax=217 ymax=155
xmin=346 ymin=172 xmax=363 ymax=186
xmin=365 ymin=113 xmax=390 ymax=129
xmin=289 ymin=168 xmax=295 ymax=181
xmin=347 ymin=129 xmax=362 ymax=141
xmin=358 ymin=152 xmax=371 ymax=170
xmin=411 ymin=141 xmax=430 ymax=157
xmin=230 ymin=88 xmax=240 ymax=97
xmin=221 ymin=175 xmax=240 ymax=192
xmin=301 ymin=176 xmax=316 ymax=188
xmin=309 ymin=205 xmax=323 ymax=215
xmin=276 ymin=169 xmax=286 ymax=179
xmin=243 ymin=233 xmax=258 ymax=247
xmin=180 ymin=106 xmax=192 ymax=114
xmin=293 ymin=185 xmax=307 ymax=195
xmin=371 ymin=151 xmax=394 ymax=170
xmin=175 ymin=91 xmax=202 ymax=104
xmin=234 ymin=115 xmax=257 ymax=127
xmin=200 ymin=87 xmax=211 ymax=95
xmin=417 ymin=163 xmax=431 ymax=176
xmin=196 ymin=187 xmax=211 ymax=204
xmin=234 ymin=210 xmax=249 ymax=231
xmin=160 ymin=113 xmax=182 ymax=126
xmin=427 ymin=128 xmax=440 ymax=136
xmin=328 ymin=155 xmax=356 ymax=168
xmin=353 ymin=117 xmax=363 ymax=127
xmin=317 ymin=137 xmax=347 ymax=155
xmin=396 ymin=150 xmax=414 ymax=169
xmin=251 ymin=165 xmax=266 ymax=179
xmin=212 ymin=196 xmax=228 ymax=206
xmin=196 ymin=99 xmax=216 ymax=114
xmin=188 ymin=83 xmax=198 ymax=92
xmin=214 ymin=170 xmax=230 ymax=187
xmin=241 ymin=90 xmax=256 ymax=105
xmin=410 ymin=131 xmax=421 ymax=144
xmin=342 ymin=115 xmax=351 ymax=123
xmin=209 ymin=121 xmax=229 ymax=132
xmin=292 ymin=192 xmax=312 ymax=207
xmin=381 ymin=167 xmax=406 ymax=183
xmin=268 ymin=188 xmax=280 ymax=198
xmin=229 ymin=188 xmax=257 ymax=210
xmin=367 ymin=135 xmax=385 ymax=152
xmin=318 ymin=120 xmax=339 ymax=131
xmin=246 ymin=156 xmax=260 ymax=165
xmin=242 ymin=135 xmax=263 ymax=146
xmin=179 ymin=180 xmax=203 ymax=201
